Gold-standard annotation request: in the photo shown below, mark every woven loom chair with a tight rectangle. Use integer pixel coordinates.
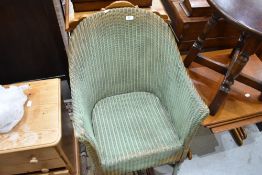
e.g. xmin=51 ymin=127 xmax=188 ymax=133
xmin=68 ymin=4 xmax=209 ymax=174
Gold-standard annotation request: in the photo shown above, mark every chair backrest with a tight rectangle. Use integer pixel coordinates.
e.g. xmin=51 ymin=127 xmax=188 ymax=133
xmin=68 ymin=7 xmax=181 ymax=110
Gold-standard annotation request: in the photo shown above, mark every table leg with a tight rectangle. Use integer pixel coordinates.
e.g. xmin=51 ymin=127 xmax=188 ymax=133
xmin=237 ymin=127 xmax=247 ymax=140
xmin=183 ymin=12 xmax=221 ymax=68
xmin=229 ymin=32 xmax=246 ymax=59
xmin=230 ymin=127 xmax=247 ymax=146
xmin=209 ymin=36 xmax=260 ymax=115
xmin=258 ymin=52 xmax=262 ymax=101
xmin=256 ymin=122 xmax=262 ymax=131
xmin=230 ymin=128 xmax=243 ymax=146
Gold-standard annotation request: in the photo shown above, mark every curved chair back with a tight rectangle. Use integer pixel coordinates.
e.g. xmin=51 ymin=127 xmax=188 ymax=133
xmin=68 ymin=8 xmax=181 ymax=112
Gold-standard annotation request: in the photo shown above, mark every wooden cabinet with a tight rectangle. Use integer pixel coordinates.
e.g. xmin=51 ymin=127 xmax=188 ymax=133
xmin=186 ymin=50 xmax=262 ymax=145
xmin=0 ymin=79 xmax=79 ymax=175
xmin=161 ymin=0 xmax=241 ymax=52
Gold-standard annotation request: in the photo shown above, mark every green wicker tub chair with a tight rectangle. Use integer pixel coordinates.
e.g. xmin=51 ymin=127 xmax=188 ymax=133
xmin=68 ymin=6 xmax=209 ymax=175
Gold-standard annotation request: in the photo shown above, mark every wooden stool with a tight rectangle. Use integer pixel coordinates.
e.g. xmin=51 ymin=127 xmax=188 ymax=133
xmin=183 ymin=0 xmax=262 ymax=115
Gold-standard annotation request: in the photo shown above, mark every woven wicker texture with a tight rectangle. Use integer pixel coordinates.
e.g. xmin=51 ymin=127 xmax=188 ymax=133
xmin=68 ymin=7 xmax=209 ymax=174
xmin=93 ymin=92 xmax=182 ymax=172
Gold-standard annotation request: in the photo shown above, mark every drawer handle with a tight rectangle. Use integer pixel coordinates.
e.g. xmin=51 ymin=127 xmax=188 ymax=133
xmin=29 ymin=157 xmax=38 ymax=164
xmin=41 ymin=168 xmax=49 ymax=173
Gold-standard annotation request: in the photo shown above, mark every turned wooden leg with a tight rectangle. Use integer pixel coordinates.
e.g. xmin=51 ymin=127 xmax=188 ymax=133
xmin=209 ymin=36 xmax=260 ymax=115
xmin=229 ymin=32 xmax=246 ymax=59
xmin=183 ymin=12 xmax=221 ymax=68
xmin=209 ymin=51 xmax=249 ymax=115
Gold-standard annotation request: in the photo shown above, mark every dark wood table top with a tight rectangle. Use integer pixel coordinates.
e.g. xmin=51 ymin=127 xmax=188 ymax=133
xmin=208 ymin=0 xmax=262 ymax=37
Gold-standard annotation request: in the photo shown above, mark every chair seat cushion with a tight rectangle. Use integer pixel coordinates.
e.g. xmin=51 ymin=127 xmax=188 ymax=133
xmin=92 ymin=92 xmax=182 ymax=173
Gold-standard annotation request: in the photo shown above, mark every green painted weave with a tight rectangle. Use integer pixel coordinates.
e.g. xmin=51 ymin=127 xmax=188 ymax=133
xmin=93 ymin=92 xmax=182 ymax=173
xmin=68 ymin=7 xmax=209 ymax=174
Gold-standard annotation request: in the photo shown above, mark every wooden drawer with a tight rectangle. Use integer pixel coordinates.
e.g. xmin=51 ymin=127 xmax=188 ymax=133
xmin=0 ymin=147 xmax=66 ymax=175
xmin=1 ymin=159 xmax=65 ymax=175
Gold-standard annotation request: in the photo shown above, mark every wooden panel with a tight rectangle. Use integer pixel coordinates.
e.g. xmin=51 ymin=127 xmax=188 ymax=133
xmin=0 ymin=0 xmax=68 ymax=84
xmin=0 ymin=79 xmax=61 ymax=154
xmin=0 ymin=158 xmax=65 ymax=175
xmin=185 ymin=50 xmax=262 ymax=129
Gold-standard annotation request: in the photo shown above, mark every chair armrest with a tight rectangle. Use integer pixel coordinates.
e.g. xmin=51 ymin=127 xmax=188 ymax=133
xmin=160 ymin=58 xmax=209 ymax=145
xmin=68 ymin=47 xmax=97 ymax=146
xmin=70 ymin=88 xmax=97 ymax=146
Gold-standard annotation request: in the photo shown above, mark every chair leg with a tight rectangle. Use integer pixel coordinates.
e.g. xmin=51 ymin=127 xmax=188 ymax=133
xmin=172 ymin=161 xmax=183 ymax=175
xmin=183 ymin=12 xmax=220 ymax=68
xmin=187 ymin=149 xmax=192 ymax=160
xmin=145 ymin=168 xmax=155 ymax=175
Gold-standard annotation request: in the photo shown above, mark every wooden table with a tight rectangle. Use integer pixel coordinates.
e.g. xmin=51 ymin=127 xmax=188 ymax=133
xmin=185 ymin=50 xmax=262 ymax=145
xmin=0 ymin=79 xmax=80 ymax=175
xmin=65 ymin=0 xmax=169 ymax=31
xmin=183 ymin=0 xmax=262 ymax=116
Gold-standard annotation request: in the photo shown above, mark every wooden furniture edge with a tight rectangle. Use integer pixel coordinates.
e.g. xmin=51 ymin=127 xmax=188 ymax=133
xmin=0 ymin=79 xmax=62 ymax=154
xmin=203 ymin=112 xmax=262 ymax=128
xmin=66 ymin=0 xmax=70 ymax=31
xmin=65 ymin=0 xmax=170 ymax=31
xmin=210 ymin=115 xmax=262 ymax=133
